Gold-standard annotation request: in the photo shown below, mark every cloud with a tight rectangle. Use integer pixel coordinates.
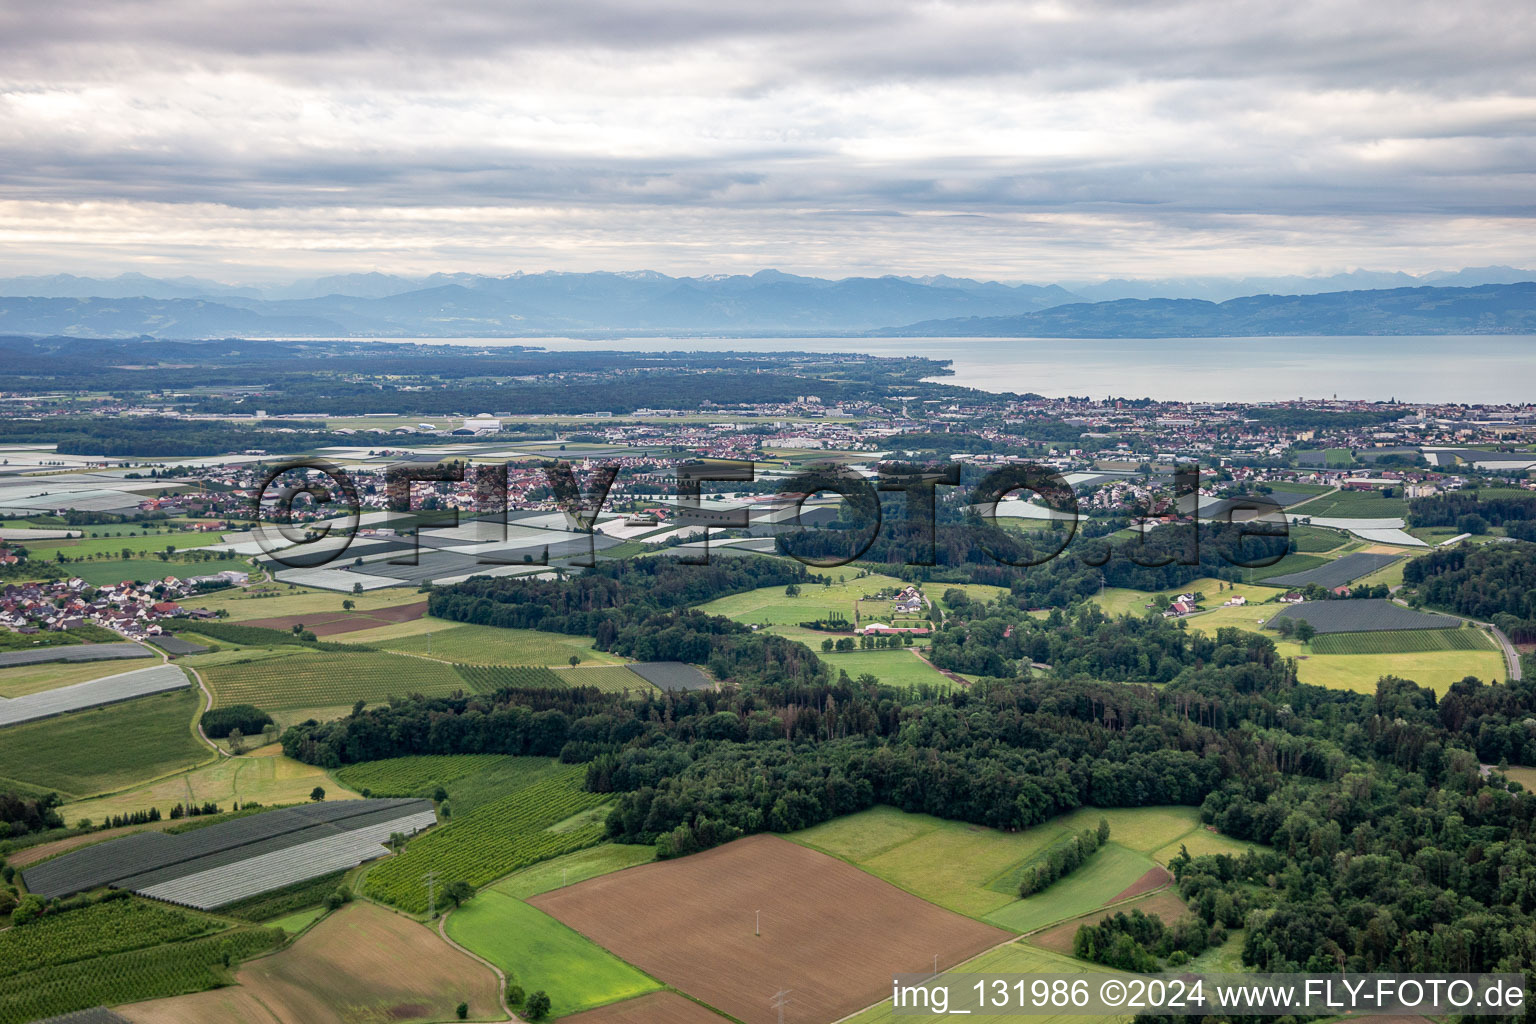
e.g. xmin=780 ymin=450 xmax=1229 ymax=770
xmin=0 ymin=0 xmax=1531 ymax=280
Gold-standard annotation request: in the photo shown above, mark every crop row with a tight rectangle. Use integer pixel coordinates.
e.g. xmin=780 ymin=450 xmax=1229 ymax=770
xmin=334 ymin=754 xmax=506 ymax=797
xmin=0 ymin=899 xmax=214 ymax=981
xmin=1311 ymin=627 xmax=1493 ymax=655
xmin=363 ymin=765 xmax=608 ymax=913
xmin=454 ymin=664 xmax=565 ymax=693
xmin=0 ymin=927 xmax=283 ymax=1024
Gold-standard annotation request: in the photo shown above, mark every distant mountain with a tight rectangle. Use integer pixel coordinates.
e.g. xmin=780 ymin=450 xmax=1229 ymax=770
xmin=1058 ymin=267 xmax=1536 ymax=303
xmin=876 ymin=282 xmax=1536 ymax=337
xmin=0 ymin=269 xmax=1080 ymax=337
xmin=0 ymin=272 xmax=262 ymax=300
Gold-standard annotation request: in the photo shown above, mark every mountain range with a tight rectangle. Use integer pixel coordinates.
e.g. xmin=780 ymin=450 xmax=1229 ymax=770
xmin=0 ymin=267 xmax=1533 ymax=338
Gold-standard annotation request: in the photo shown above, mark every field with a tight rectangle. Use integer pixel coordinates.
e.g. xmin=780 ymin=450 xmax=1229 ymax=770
xmin=530 ymin=834 xmax=1012 ymax=1024
xmin=373 ymin=623 xmax=627 ymax=666
xmin=559 ymin=992 xmax=730 ymax=1024
xmin=116 ymin=902 xmax=501 ymax=1024
xmin=844 ymin=941 xmax=1128 ymax=1024
xmin=51 ymin=560 xmax=208 ymax=586
xmin=0 ymin=658 xmax=138 ymax=698
xmin=1289 ymin=489 xmax=1410 ymax=518
xmin=1295 ymin=649 xmax=1509 ymax=694
xmin=1310 ymin=627 xmax=1495 ymax=655
xmin=447 ymin=888 xmax=661 ymax=1016
xmin=187 ymin=585 xmax=431 ymax=621
xmin=363 ymin=762 xmax=610 ymax=913
xmin=0 ymin=689 xmax=210 ymax=799
xmin=694 ymin=573 xmax=911 ymax=631
xmin=1286 ymin=525 xmax=1352 ymax=552
xmin=63 ymin=747 xmax=356 ymax=823
xmin=1027 ymin=886 xmax=1190 ymax=955
xmin=333 ymin=753 xmax=509 ymax=797
xmin=0 ymin=923 xmax=281 ymax=1024
xmin=559 ymin=665 xmax=655 ymax=692
xmin=490 ymin=843 xmax=658 ymax=899
xmin=817 ymin=649 xmax=953 ymax=688
xmin=199 ymin=649 xmax=471 ymax=710
xmin=1268 ymin=599 xmax=1463 ymax=634
xmin=243 ymin=600 xmax=428 ymax=637
xmin=1242 ymin=552 xmax=1330 ymax=582
xmin=1263 ymin=551 xmax=1402 ymax=590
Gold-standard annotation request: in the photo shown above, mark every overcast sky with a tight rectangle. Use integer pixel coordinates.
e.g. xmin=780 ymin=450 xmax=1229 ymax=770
xmin=0 ymin=0 xmax=1533 ymax=283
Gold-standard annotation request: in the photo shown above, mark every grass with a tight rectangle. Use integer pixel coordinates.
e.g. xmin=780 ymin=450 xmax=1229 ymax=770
xmin=1310 ymin=627 xmax=1495 ymax=655
xmin=372 ymin=624 xmax=627 ymax=666
xmin=1242 ymin=552 xmax=1331 ymax=582
xmin=0 ymin=688 xmax=210 ymax=799
xmin=1287 ymin=525 xmax=1352 ymax=552
xmin=200 ymin=649 xmax=469 ymax=710
xmin=1290 ymin=489 xmax=1410 ymax=519
xmin=191 ymin=585 xmax=428 ymax=621
xmin=43 ymin=559 xmax=209 ymax=586
xmin=268 ymin=905 xmax=329 ymax=934
xmin=336 ymin=754 xmax=567 ymax=815
xmin=1153 ymin=827 xmax=1260 ymax=864
xmin=819 ymin=649 xmax=954 ymax=688
xmin=491 ymin=843 xmax=658 ymax=899
xmin=446 ymin=890 xmax=661 ymax=1016
xmin=845 ymin=941 xmax=1126 ymax=1024
xmin=61 ymin=747 xmax=355 ymax=824
xmin=1294 ymin=648 xmax=1508 ymax=695
xmin=695 ymin=572 xmax=913 ymax=630
xmin=0 ymin=659 xmax=139 ymax=698
xmin=790 ymin=805 xmax=1205 ymax=929
xmin=1092 ymin=577 xmax=1279 ymax=619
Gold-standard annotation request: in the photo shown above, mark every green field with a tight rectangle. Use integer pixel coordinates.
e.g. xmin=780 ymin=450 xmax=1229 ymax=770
xmin=490 ymin=843 xmax=658 ymax=899
xmin=791 ymin=805 xmax=1204 ymax=929
xmin=1286 ymin=525 xmax=1352 ymax=552
xmin=0 ymin=659 xmax=138 ymax=698
xmin=557 ymin=665 xmax=654 ymax=692
xmin=0 ymin=689 xmax=210 ymax=799
xmin=363 ymin=763 xmax=609 ymax=912
xmin=1290 ymin=489 xmax=1410 ymax=519
xmin=190 ymin=585 xmax=427 ymax=621
xmin=374 ymin=624 xmax=627 ymax=666
xmin=47 ymin=559 xmax=208 ymax=586
xmin=846 ymin=941 xmax=1129 ymax=1024
xmin=63 ymin=747 xmax=351 ymax=823
xmin=819 ymin=649 xmax=953 ymax=688
xmin=1295 ymin=648 xmax=1508 ymax=695
xmin=1242 ymin=552 xmax=1331 ymax=582
xmin=200 ymin=649 xmax=470 ymax=709
xmin=334 ymin=754 xmax=509 ymax=797
xmin=1310 ymin=627 xmax=1495 ymax=655
xmin=1092 ymin=578 xmax=1278 ymax=619
xmin=446 ymin=890 xmax=660 ymax=1016
xmin=695 ymin=573 xmax=913 ymax=630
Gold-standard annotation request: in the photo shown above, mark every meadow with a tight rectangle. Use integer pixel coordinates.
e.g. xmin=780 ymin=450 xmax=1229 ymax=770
xmin=490 ymin=843 xmax=658 ymax=899
xmin=695 ymin=572 xmax=911 ymax=630
xmin=819 ymin=649 xmax=954 ymax=688
xmin=199 ymin=649 xmax=470 ymax=710
xmin=0 ymin=659 xmax=134 ymax=698
xmin=373 ymin=623 xmax=627 ymax=666
xmin=1289 ymin=489 xmax=1410 ymax=518
xmin=447 ymin=889 xmax=661 ymax=1016
xmin=1092 ymin=577 xmax=1278 ymax=619
xmin=54 ymin=560 xmax=208 ymax=586
xmin=0 ymin=689 xmax=210 ymax=799
xmin=190 ymin=584 xmax=430 ymax=621
xmin=1294 ymin=648 xmax=1508 ymax=694
xmin=63 ymin=746 xmax=354 ymax=823
xmin=790 ymin=804 xmax=1208 ymax=932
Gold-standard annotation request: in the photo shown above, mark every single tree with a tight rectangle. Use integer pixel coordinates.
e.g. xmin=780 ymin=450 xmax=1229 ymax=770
xmin=568 ymin=655 xmax=580 ymax=667
xmin=310 ymin=786 xmax=326 ymax=802
xmin=342 ymin=599 xmax=355 ymax=611
xmin=456 ymin=1003 xmax=469 ymax=1021
xmin=525 ymin=991 xmax=552 ymax=1020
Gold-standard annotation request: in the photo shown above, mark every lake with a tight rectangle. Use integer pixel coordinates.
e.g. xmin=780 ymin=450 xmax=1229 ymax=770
xmin=369 ymin=334 xmax=1536 ymax=404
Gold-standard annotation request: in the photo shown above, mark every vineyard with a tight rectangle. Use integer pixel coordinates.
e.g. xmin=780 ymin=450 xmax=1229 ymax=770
xmin=0 ymin=899 xmax=214 ymax=981
xmin=453 ymin=664 xmax=564 ymax=693
xmin=0 ymin=925 xmax=282 ymax=1024
xmin=1311 ymin=627 xmax=1495 ymax=655
xmin=334 ymin=754 xmax=509 ymax=797
xmin=201 ymin=650 xmax=467 ymax=710
xmin=362 ymin=764 xmax=609 ymax=913
xmin=561 ymin=665 xmax=655 ymax=692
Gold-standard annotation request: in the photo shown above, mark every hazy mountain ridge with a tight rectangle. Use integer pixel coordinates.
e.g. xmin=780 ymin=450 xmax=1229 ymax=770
xmin=0 ymin=268 xmax=1534 ymax=338
xmin=878 ymin=282 xmax=1536 ymax=337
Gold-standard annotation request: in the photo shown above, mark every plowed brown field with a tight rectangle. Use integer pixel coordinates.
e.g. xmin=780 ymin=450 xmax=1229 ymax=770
xmin=560 ymin=992 xmax=728 ymax=1024
xmin=530 ymin=834 xmax=1010 ymax=1024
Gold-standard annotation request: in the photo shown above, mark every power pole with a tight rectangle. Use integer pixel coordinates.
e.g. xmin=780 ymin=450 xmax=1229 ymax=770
xmin=771 ymin=988 xmax=791 ymax=1024
xmin=755 ymin=909 xmax=761 ymax=937
xmin=426 ymin=631 xmax=431 ymax=656
xmin=423 ymin=870 xmax=439 ymax=918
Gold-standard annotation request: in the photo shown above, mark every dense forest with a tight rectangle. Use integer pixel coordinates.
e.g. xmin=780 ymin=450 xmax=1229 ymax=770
xmin=1410 ymin=492 xmax=1536 ymax=540
xmin=1404 ymin=543 xmax=1536 ymax=640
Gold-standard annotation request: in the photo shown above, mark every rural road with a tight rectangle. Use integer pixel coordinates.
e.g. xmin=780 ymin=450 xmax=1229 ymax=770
xmin=1484 ymin=624 xmax=1524 ymax=682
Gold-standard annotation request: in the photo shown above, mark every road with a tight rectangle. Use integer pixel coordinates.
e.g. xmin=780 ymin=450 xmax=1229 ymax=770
xmin=1487 ymin=624 xmax=1525 ymax=682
